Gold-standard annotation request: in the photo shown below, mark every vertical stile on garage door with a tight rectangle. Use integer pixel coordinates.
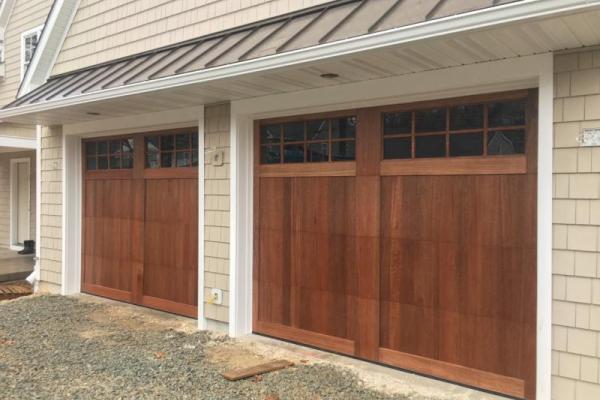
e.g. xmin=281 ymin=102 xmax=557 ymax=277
xmin=254 ymin=90 xmax=538 ymax=399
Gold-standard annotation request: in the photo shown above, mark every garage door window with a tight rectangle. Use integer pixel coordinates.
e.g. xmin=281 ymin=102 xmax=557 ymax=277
xmin=85 ymin=138 xmax=134 ymax=170
xmin=260 ymin=116 xmax=356 ymax=164
xmin=383 ymin=98 xmax=526 ymax=159
xmin=146 ymin=132 xmax=199 ymax=168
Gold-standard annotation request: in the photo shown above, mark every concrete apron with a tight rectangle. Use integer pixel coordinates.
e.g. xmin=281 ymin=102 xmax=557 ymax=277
xmin=0 ymin=248 xmax=34 ymax=282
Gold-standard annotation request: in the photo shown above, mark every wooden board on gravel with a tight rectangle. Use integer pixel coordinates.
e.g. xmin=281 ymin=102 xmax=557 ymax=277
xmin=0 ymin=281 xmax=32 ymax=301
xmin=223 ymin=360 xmax=294 ymax=381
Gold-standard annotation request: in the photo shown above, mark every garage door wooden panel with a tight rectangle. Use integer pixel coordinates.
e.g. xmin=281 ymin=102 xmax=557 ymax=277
xmin=143 ymin=179 xmax=198 ymax=309
xmin=83 ymin=178 xmax=135 ymax=295
xmin=257 ymin=176 xmax=357 ymax=341
xmin=254 ymin=90 xmax=538 ymax=399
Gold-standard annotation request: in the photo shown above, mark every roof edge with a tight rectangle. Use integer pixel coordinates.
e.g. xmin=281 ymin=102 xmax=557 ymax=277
xmin=1 ymin=0 xmax=598 ymax=121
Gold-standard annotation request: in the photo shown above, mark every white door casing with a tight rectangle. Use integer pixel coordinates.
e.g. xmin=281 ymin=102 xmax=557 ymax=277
xmin=9 ymin=157 xmax=31 ymax=249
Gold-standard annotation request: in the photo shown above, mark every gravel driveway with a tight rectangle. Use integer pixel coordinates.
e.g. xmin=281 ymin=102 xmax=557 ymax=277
xmin=0 ymin=295 xmax=413 ymax=400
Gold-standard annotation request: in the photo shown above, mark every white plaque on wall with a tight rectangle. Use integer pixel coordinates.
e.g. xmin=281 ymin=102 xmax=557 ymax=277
xmin=578 ymin=128 xmax=600 ymax=146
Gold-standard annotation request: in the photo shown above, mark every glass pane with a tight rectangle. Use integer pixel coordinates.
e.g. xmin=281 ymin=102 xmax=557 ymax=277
xmin=283 ymin=122 xmax=304 ymax=142
xmin=85 ymin=142 xmax=96 ymax=156
xmin=261 ymin=145 xmax=281 ymax=164
xmin=307 ymin=120 xmax=328 ymax=141
xmin=383 ymin=112 xmax=411 ymax=135
xmin=488 ymin=130 xmax=525 ymax=155
xmin=191 ymin=133 xmax=199 ymax=149
xmin=122 ymin=154 xmax=133 ymax=169
xmin=283 ymin=144 xmax=304 ymax=163
xmin=331 ymin=141 xmax=355 ymax=161
xmin=146 ymin=153 xmax=159 ymax=168
xmin=331 ymin=117 xmax=356 ymax=139
xmin=122 ymin=139 xmax=134 ymax=153
xmin=450 ymin=104 xmax=483 ymax=130
xmin=307 ymin=143 xmax=328 ymax=162
xmin=261 ymin=124 xmax=281 ymax=144
xmin=86 ymin=157 xmax=97 ymax=170
xmin=192 ymin=150 xmax=199 ymax=167
xmin=488 ymin=100 xmax=526 ymax=127
xmin=415 ymin=135 xmax=446 ymax=158
xmin=415 ymin=108 xmax=446 ymax=133
xmin=110 ymin=156 xmax=121 ymax=169
xmin=176 ymin=151 xmax=191 ymax=167
xmin=110 ymin=140 xmax=121 ymax=155
xmin=161 ymin=135 xmax=174 ymax=151
xmin=97 ymin=141 xmax=108 ymax=155
xmin=161 ymin=152 xmax=173 ymax=168
xmin=449 ymin=132 xmax=483 ymax=157
xmin=383 ymin=137 xmax=412 ymax=159
xmin=176 ymin=133 xmax=190 ymax=150
xmin=98 ymin=156 xmax=109 ymax=169
xmin=146 ymin=137 xmax=159 ymax=153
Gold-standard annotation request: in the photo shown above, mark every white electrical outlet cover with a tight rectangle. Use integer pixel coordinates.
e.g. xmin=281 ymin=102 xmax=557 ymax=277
xmin=210 ymin=288 xmax=223 ymax=305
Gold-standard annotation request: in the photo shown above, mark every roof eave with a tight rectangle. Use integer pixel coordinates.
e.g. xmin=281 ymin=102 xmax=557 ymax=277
xmin=1 ymin=0 xmax=598 ymax=122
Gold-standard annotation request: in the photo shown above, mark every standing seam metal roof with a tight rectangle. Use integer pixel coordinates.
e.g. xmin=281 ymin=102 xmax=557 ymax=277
xmin=6 ymin=0 xmax=521 ymax=109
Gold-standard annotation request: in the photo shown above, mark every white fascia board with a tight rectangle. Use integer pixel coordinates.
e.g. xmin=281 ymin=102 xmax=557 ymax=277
xmin=0 ymin=135 xmax=37 ymax=148
xmin=0 ymin=0 xmax=16 ymax=33
xmin=19 ymin=0 xmax=80 ymax=96
xmin=2 ymin=0 xmax=600 ymax=119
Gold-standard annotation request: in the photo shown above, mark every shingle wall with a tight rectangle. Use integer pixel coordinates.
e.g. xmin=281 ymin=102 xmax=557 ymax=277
xmin=203 ymin=103 xmax=231 ymax=327
xmin=37 ymin=125 xmax=62 ymax=293
xmin=51 ymin=0 xmax=330 ymax=75
xmin=552 ymin=50 xmax=600 ymax=400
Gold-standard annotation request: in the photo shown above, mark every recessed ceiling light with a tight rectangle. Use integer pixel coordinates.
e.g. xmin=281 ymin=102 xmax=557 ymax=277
xmin=86 ymin=112 xmax=100 ymax=116
xmin=320 ymin=73 xmax=339 ymax=79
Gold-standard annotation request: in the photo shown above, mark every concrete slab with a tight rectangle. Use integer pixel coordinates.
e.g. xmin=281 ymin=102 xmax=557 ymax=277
xmin=0 ymin=247 xmax=34 ymax=282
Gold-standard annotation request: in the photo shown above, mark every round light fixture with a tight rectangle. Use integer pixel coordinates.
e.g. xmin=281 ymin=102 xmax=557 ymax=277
xmin=320 ymin=73 xmax=339 ymax=79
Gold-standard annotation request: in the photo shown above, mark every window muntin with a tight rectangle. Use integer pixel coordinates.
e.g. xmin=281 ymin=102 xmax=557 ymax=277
xmin=85 ymin=138 xmax=134 ymax=171
xmin=259 ymin=116 xmax=356 ymax=164
xmin=145 ymin=131 xmax=198 ymax=168
xmin=383 ymin=98 xmax=526 ymax=160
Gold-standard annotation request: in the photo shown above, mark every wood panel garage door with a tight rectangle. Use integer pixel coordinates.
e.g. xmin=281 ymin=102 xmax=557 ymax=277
xmin=83 ymin=129 xmax=199 ymax=318
xmin=254 ymin=90 xmax=537 ymax=399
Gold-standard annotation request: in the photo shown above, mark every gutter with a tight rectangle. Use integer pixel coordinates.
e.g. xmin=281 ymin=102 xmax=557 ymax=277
xmin=0 ymin=0 xmax=598 ymax=120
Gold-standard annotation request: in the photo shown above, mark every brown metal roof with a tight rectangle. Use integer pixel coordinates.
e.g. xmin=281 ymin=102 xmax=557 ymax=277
xmin=7 ymin=0 xmax=522 ymax=109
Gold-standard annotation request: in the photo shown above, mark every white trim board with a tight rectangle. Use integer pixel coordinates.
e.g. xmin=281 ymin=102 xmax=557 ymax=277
xmin=1 ymin=0 xmax=597 ymax=121
xmin=230 ymin=52 xmax=553 ymax=398
xmin=198 ymin=105 xmax=207 ymax=330
xmin=0 ymin=136 xmax=37 ymax=149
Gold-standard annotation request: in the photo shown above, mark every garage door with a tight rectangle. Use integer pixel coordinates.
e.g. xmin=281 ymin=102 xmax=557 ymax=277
xmin=82 ymin=128 xmax=199 ymax=318
xmin=254 ymin=90 xmax=537 ymax=399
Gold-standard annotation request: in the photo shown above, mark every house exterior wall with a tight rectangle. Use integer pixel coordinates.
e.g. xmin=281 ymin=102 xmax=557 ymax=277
xmin=51 ymin=0 xmax=330 ymax=76
xmin=552 ymin=50 xmax=600 ymax=400
xmin=38 ymin=125 xmax=62 ymax=293
xmin=204 ymin=103 xmax=231 ymax=327
xmin=0 ymin=0 xmax=53 ymax=106
xmin=0 ymin=150 xmax=36 ymax=250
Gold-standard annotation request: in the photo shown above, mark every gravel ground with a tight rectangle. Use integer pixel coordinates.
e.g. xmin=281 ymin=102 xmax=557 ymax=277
xmin=0 ymin=295 xmax=414 ymax=400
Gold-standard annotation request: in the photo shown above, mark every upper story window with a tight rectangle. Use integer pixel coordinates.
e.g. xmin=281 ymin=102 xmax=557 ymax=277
xmin=21 ymin=25 xmax=43 ymax=80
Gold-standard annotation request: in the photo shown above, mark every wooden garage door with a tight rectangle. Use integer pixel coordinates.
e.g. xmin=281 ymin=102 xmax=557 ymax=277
xmin=254 ymin=90 xmax=537 ymax=399
xmin=83 ymin=129 xmax=199 ymax=318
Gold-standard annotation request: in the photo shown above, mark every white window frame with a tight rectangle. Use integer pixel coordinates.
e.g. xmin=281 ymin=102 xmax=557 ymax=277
xmin=21 ymin=25 xmax=43 ymax=81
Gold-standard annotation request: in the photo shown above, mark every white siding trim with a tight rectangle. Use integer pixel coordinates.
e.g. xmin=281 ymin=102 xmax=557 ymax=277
xmin=0 ymin=136 xmax=37 ymax=148
xmin=61 ymin=133 xmax=81 ymax=295
xmin=34 ymin=125 xmax=42 ymax=289
xmin=230 ymin=53 xmax=553 ymax=396
xmin=198 ymin=105 xmax=207 ymax=330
